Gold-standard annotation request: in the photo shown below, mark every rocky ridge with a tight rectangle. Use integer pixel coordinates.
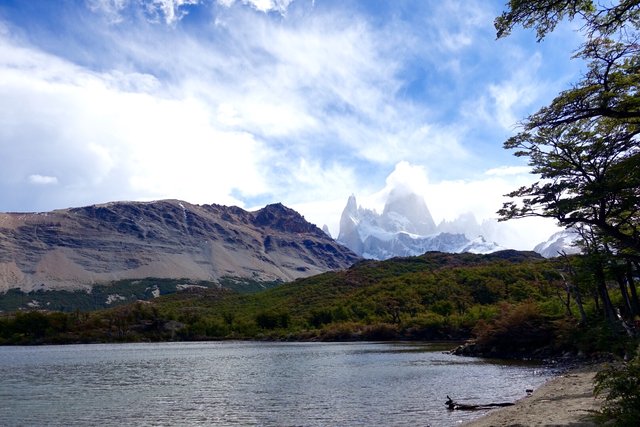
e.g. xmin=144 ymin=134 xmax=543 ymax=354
xmin=0 ymin=200 xmax=360 ymax=292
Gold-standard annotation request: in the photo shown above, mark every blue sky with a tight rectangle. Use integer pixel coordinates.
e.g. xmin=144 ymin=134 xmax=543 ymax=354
xmin=0 ymin=0 xmax=583 ymax=247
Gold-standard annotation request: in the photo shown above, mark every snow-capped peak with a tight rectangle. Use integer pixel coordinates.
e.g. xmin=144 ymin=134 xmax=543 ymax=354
xmin=534 ymin=229 xmax=582 ymax=258
xmin=336 ymin=192 xmax=502 ymax=260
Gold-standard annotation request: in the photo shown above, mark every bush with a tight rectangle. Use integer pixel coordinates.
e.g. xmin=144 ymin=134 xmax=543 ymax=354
xmin=567 ymin=319 xmax=636 ymax=356
xmin=307 ymin=309 xmax=333 ymax=328
xmin=255 ymin=310 xmax=290 ymax=329
xmin=472 ymin=302 xmax=557 ymax=358
xmin=594 ymin=354 xmax=640 ymax=426
xmin=360 ymin=323 xmax=399 ymax=340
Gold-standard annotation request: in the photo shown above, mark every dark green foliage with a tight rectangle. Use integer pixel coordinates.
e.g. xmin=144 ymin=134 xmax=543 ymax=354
xmin=308 ymin=308 xmax=334 ymax=328
xmin=0 ymin=277 xmax=280 ymax=312
xmin=217 ymin=277 xmax=282 ymax=293
xmin=495 ymin=0 xmax=595 ymax=41
xmin=594 ymin=354 xmax=640 ymax=426
xmin=496 ymin=0 xmax=640 ymax=257
xmin=567 ymin=318 xmax=637 ymax=356
xmin=472 ymin=302 xmax=558 ymax=358
xmin=1 ymin=251 xmax=638 ymax=360
xmin=255 ymin=310 xmax=290 ymax=329
xmin=0 ymin=251 xmax=587 ymax=347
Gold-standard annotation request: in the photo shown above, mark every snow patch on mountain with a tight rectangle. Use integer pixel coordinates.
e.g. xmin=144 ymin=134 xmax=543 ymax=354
xmin=533 ymin=229 xmax=582 ymax=258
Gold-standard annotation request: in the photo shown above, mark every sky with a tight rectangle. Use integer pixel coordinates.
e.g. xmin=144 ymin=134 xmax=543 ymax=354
xmin=0 ymin=0 xmax=584 ymax=249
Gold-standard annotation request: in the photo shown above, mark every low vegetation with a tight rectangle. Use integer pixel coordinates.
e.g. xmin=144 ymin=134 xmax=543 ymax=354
xmin=0 ymin=277 xmax=281 ymax=313
xmin=594 ymin=350 xmax=640 ymax=426
xmin=1 ymin=251 xmax=638 ymax=362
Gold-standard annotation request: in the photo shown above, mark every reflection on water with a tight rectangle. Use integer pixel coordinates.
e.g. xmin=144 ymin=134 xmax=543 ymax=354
xmin=0 ymin=341 xmax=554 ymax=426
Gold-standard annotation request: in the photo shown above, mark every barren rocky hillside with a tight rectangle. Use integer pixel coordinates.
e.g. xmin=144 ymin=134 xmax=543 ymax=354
xmin=0 ymin=200 xmax=360 ymax=292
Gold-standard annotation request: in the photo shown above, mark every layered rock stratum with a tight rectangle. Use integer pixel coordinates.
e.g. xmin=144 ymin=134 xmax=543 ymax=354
xmin=0 ymin=200 xmax=360 ymax=292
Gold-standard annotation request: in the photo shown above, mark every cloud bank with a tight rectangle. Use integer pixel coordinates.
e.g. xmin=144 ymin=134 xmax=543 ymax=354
xmin=0 ymin=0 xmax=581 ymax=247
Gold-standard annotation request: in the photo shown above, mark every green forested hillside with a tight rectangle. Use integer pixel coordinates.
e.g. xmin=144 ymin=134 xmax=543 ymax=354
xmin=4 ymin=249 xmax=635 ymax=359
xmin=0 ymin=277 xmax=281 ymax=313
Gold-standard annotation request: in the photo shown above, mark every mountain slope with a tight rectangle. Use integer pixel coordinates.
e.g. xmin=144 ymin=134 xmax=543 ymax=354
xmin=533 ymin=229 xmax=581 ymax=258
xmin=0 ymin=200 xmax=360 ymax=292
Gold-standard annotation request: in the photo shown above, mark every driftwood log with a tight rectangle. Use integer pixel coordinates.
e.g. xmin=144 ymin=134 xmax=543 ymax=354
xmin=445 ymin=395 xmax=515 ymax=411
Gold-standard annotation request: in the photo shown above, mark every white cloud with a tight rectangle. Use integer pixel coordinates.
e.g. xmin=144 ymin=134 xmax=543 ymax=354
xmin=217 ymin=0 xmax=294 ymax=14
xmin=149 ymin=0 xmax=201 ymax=24
xmin=28 ymin=175 xmax=59 ymax=185
xmin=152 ymin=7 xmax=465 ymax=172
xmin=88 ymin=0 xmax=201 ymax=24
xmin=463 ymin=51 xmax=548 ymax=131
xmin=485 ymin=165 xmax=531 ymax=176
xmin=0 ymin=33 xmax=271 ymax=209
xmin=87 ymin=0 xmax=129 ymax=23
xmin=424 ymin=1 xmax=490 ymax=53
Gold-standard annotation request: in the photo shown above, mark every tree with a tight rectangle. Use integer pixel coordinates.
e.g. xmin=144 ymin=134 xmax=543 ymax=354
xmin=496 ymin=1 xmax=640 ymax=259
xmin=498 ymin=117 xmax=640 ymax=256
xmin=496 ymin=2 xmax=640 ymax=126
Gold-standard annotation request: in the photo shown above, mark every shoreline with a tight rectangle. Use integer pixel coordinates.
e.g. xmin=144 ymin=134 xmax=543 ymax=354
xmin=463 ymin=363 xmax=605 ymax=426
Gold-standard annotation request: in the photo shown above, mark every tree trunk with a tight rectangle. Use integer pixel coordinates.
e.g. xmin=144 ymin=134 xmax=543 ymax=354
xmin=626 ymin=261 xmax=640 ymax=316
xmin=593 ymin=287 xmax=600 ymax=313
xmin=572 ymin=279 xmax=588 ymax=325
xmin=595 ymin=262 xmax=616 ymax=323
xmin=559 ymin=255 xmax=587 ymax=324
xmin=613 ymin=265 xmax=633 ymax=316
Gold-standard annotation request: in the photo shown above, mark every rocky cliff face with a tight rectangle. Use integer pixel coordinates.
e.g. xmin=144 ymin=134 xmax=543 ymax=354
xmin=0 ymin=200 xmax=360 ymax=292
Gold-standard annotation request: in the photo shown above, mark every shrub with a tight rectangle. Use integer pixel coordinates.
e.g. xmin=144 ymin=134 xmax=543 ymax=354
xmin=308 ymin=309 xmax=333 ymax=328
xmin=472 ymin=302 xmax=556 ymax=357
xmin=255 ymin=310 xmax=290 ymax=329
xmin=360 ymin=323 xmax=399 ymax=340
xmin=318 ymin=322 xmax=361 ymax=341
xmin=594 ymin=354 xmax=640 ymax=427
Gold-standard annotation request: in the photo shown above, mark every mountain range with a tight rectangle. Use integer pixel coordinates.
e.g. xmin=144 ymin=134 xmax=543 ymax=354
xmin=0 ymin=192 xmax=583 ymax=300
xmin=337 ymin=192 xmax=505 ymax=259
xmin=0 ymin=200 xmax=359 ymax=293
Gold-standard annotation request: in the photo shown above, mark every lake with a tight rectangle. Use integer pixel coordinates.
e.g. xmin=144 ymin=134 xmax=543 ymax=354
xmin=0 ymin=341 xmax=554 ymax=426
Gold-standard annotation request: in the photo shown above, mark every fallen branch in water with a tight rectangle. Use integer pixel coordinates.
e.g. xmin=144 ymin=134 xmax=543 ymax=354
xmin=445 ymin=395 xmax=515 ymax=411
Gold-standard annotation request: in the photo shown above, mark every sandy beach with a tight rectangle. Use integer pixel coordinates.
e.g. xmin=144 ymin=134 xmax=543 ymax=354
xmin=464 ymin=364 xmax=605 ymax=427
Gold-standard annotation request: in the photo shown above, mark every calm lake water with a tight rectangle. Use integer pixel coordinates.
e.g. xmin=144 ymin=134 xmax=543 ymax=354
xmin=0 ymin=341 xmax=554 ymax=426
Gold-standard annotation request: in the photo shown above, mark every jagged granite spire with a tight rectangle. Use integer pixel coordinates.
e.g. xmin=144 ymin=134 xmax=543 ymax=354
xmin=337 ymin=194 xmax=364 ymax=255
